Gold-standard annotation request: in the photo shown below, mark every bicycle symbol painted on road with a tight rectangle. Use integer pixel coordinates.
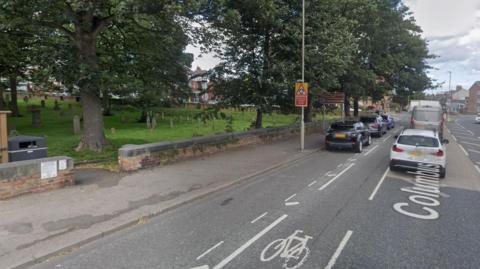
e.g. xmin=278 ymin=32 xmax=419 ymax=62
xmin=260 ymin=230 xmax=312 ymax=269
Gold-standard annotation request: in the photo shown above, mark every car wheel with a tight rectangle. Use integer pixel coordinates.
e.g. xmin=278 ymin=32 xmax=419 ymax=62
xmin=389 ymin=163 xmax=397 ymax=171
xmin=365 ymin=135 xmax=371 ymax=146
xmin=325 ymin=143 xmax=331 ymax=151
xmin=378 ymin=128 xmax=383 ymax=137
xmin=355 ymin=141 xmax=363 ymax=153
xmin=439 ymin=167 xmax=446 ymax=179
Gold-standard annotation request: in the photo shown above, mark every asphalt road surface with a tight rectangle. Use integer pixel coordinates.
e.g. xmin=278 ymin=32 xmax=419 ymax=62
xmin=33 ymin=113 xmax=480 ymax=269
xmin=447 ymin=114 xmax=480 ymax=172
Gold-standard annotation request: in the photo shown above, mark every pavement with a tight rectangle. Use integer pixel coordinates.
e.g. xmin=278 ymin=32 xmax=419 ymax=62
xmin=0 ymin=132 xmax=323 ymax=269
xmin=25 ymin=112 xmax=480 ymax=269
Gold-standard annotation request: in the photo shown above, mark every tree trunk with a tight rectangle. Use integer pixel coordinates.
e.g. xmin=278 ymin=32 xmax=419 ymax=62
xmin=353 ymin=96 xmax=359 ymax=117
xmin=9 ymin=75 xmax=20 ymax=116
xmin=255 ymin=108 xmax=263 ymax=129
xmin=344 ymin=93 xmax=350 ymax=117
xmin=75 ymin=31 xmax=108 ymax=152
xmin=0 ymin=87 xmax=5 ymax=110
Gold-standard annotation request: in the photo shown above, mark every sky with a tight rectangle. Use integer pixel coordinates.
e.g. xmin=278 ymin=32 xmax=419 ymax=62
xmin=186 ymin=0 xmax=480 ymax=93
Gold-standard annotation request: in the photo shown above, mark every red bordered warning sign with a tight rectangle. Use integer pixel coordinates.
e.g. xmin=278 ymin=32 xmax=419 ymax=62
xmin=295 ymin=82 xmax=308 ymax=107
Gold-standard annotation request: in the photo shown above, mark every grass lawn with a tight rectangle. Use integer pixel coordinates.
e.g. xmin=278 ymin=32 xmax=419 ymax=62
xmin=6 ymin=98 xmax=340 ymax=162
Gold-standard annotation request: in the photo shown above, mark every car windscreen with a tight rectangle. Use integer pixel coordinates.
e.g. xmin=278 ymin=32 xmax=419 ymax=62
xmin=360 ymin=117 xmax=376 ymax=123
xmin=413 ymin=110 xmax=442 ymax=121
xmin=397 ymin=135 xmax=439 ymax=147
xmin=330 ymin=123 xmax=354 ymax=131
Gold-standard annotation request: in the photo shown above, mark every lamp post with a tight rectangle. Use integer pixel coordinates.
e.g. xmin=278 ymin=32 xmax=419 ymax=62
xmin=300 ymin=0 xmax=305 ymax=151
xmin=448 ymin=71 xmax=452 ymax=120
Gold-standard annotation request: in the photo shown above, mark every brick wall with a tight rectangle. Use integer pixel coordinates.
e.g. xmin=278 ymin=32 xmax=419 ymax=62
xmin=119 ymin=122 xmax=324 ymax=172
xmin=0 ymin=157 xmax=74 ymax=200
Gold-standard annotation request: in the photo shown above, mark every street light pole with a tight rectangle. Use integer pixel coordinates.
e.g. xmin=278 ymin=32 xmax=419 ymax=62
xmin=448 ymin=71 xmax=452 ymax=120
xmin=300 ymin=0 xmax=305 ymax=151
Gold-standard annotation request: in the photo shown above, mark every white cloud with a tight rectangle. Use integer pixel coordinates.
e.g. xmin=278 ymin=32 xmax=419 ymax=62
xmin=404 ymin=0 xmax=480 ymax=91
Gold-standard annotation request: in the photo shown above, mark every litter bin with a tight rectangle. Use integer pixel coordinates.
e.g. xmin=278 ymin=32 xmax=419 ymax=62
xmin=8 ymin=135 xmax=47 ymax=162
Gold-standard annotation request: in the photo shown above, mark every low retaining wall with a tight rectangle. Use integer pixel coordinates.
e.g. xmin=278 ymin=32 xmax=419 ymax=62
xmin=119 ymin=121 xmax=324 ymax=171
xmin=0 ymin=156 xmax=74 ymax=200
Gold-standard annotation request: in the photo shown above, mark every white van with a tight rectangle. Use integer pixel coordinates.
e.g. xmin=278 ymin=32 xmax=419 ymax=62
xmin=410 ymin=106 xmax=445 ymax=138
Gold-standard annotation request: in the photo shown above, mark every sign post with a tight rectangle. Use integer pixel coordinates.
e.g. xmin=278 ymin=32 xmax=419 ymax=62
xmin=295 ymin=82 xmax=308 ymax=150
xmin=0 ymin=111 xmax=11 ymax=163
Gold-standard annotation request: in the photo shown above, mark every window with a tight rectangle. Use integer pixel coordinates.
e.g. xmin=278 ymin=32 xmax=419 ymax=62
xmin=398 ymin=135 xmax=439 ymax=147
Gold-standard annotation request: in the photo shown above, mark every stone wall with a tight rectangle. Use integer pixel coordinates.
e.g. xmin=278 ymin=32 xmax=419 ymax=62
xmin=0 ymin=156 xmax=74 ymax=200
xmin=119 ymin=121 xmax=324 ymax=171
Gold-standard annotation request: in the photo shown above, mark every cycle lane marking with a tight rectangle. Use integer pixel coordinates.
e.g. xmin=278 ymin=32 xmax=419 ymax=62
xmin=285 ymin=202 xmax=300 ymax=206
xmin=197 ymin=241 xmax=225 ymax=260
xmin=260 ymin=229 xmax=313 ymax=269
xmin=307 ymin=180 xmax=317 ymax=187
xmin=251 ymin=212 xmax=268 ymax=224
xmin=363 ymin=145 xmax=379 ymax=156
xmin=318 ymin=163 xmax=355 ymax=191
xmin=212 ymin=214 xmax=288 ymax=269
xmin=325 ymin=230 xmax=354 ymax=269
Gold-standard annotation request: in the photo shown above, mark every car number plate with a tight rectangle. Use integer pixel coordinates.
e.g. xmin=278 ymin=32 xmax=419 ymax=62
xmin=335 ymin=133 xmax=347 ymax=139
xmin=408 ymin=151 xmax=423 ymax=157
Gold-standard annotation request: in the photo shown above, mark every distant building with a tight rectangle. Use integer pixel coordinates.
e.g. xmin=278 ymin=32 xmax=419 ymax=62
xmin=465 ymin=81 xmax=480 ymax=113
xmin=188 ymin=67 xmax=214 ymax=103
xmin=451 ymin=86 xmax=469 ymax=101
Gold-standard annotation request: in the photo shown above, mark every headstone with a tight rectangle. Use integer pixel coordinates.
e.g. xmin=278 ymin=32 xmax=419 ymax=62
xmin=53 ymin=100 xmax=60 ymax=111
xmin=32 ymin=109 xmax=41 ymax=128
xmin=111 ymin=128 xmax=116 ymax=135
xmin=146 ymin=115 xmax=151 ymax=129
xmin=73 ymin=115 xmax=81 ymax=134
xmin=161 ymin=112 xmax=164 ymax=120
xmin=151 ymin=117 xmax=157 ymax=129
xmin=40 ymin=100 xmax=45 ymax=108
xmin=170 ymin=119 xmax=174 ymax=128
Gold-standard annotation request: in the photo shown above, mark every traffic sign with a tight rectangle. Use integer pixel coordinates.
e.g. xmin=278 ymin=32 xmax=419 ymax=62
xmin=318 ymin=92 xmax=344 ymax=104
xmin=295 ymin=82 xmax=308 ymax=107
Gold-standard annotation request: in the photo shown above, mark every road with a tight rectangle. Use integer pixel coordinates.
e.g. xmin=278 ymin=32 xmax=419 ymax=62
xmin=33 ymin=113 xmax=480 ymax=269
xmin=447 ymin=114 xmax=480 ymax=173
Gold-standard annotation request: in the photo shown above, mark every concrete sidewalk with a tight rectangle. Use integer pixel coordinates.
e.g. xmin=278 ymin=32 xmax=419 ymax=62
xmin=0 ymin=132 xmax=323 ymax=269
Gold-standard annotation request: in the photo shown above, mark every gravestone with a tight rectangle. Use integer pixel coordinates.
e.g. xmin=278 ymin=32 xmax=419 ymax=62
xmin=53 ymin=100 xmax=60 ymax=111
xmin=151 ymin=117 xmax=157 ymax=129
xmin=146 ymin=115 xmax=151 ymax=129
xmin=170 ymin=119 xmax=174 ymax=128
xmin=161 ymin=112 xmax=164 ymax=120
xmin=111 ymin=128 xmax=116 ymax=135
xmin=73 ymin=115 xmax=81 ymax=134
xmin=31 ymin=108 xmax=41 ymax=128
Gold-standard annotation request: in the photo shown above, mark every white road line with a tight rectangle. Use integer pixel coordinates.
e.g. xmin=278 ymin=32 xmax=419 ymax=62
xmin=459 ymin=144 xmax=469 ymax=156
xmin=454 ymin=135 xmax=479 ymax=141
xmin=285 ymin=194 xmax=297 ymax=202
xmin=319 ymin=163 xmax=355 ymax=191
xmin=325 ymin=230 xmax=354 ymax=269
xmin=285 ymin=202 xmax=300 ymax=206
xmin=382 ymin=135 xmax=392 ymax=142
xmin=251 ymin=212 xmax=268 ymax=224
xmin=197 ymin=241 xmax=224 ymax=260
xmin=368 ymin=168 xmax=390 ymax=201
xmin=452 ymin=131 xmax=473 ymax=136
xmin=467 ymin=148 xmax=480 ymax=154
xmin=460 ymin=141 xmax=480 ymax=147
xmin=475 ymin=165 xmax=480 ymax=175
xmin=364 ymin=145 xmax=379 ymax=156
xmin=308 ymin=180 xmax=317 ymax=187
xmin=337 ymin=164 xmax=342 ymax=168
xmin=213 ymin=214 xmax=288 ymax=269
xmin=451 ymin=135 xmax=457 ymax=142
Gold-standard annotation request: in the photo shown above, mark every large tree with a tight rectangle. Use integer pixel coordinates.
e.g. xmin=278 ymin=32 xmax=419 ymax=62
xmin=3 ymin=0 xmax=196 ymax=151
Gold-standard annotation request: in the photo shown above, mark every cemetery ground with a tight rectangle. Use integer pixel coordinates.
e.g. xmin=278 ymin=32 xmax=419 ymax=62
xmin=7 ymin=97 xmax=337 ymax=164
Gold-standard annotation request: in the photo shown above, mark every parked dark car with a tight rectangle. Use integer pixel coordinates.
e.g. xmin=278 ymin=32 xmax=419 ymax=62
xmin=360 ymin=115 xmax=387 ymax=137
xmin=381 ymin=115 xmax=395 ymax=130
xmin=325 ymin=121 xmax=371 ymax=153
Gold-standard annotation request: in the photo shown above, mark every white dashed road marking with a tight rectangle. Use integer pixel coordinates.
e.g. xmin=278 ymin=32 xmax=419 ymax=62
xmin=284 ymin=194 xmax=297 ymax=202
xmin=369 ymin=168 xmax=390 ymax=201
xmin=285 ymin=202 xmax=300 ymax=206
xmin=364 ymin=145 xmax=379 ymax=156
xmin=325 ymin=230 xmax=354 ymax=269
xmin=197 ymin=241 xmax=224 ymax=260
xmin=319 ymin=163 xmax=355 ymax=191
xmin=459 ymin=144 xmax=469 ymax=156
xmin=251 ymin=212 xmax=268 ymax=224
